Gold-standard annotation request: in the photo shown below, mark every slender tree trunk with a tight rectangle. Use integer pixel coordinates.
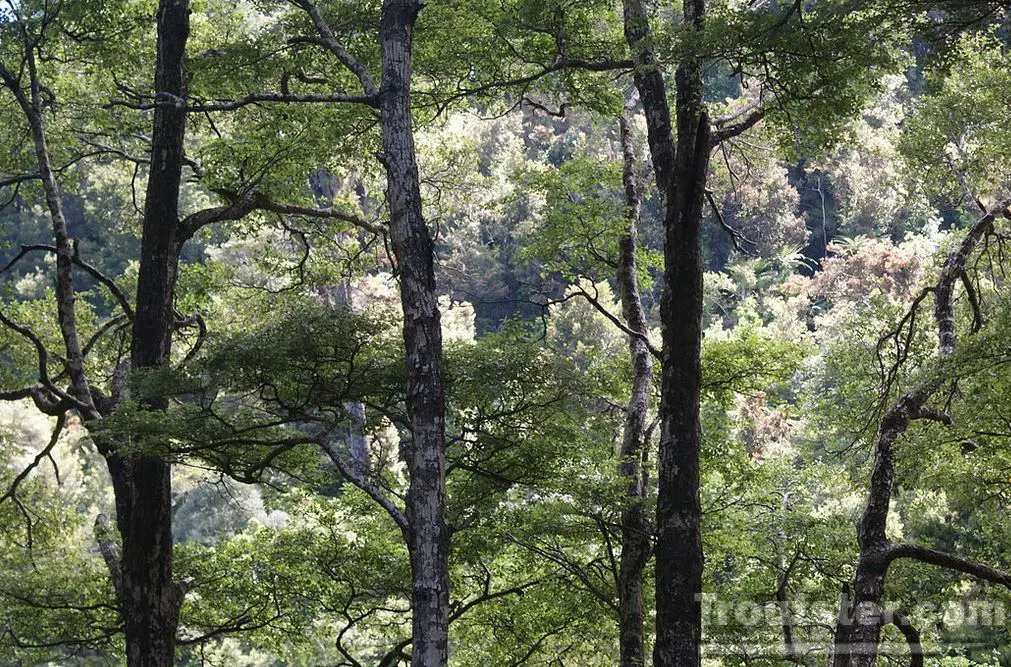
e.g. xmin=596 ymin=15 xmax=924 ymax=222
xmin=623 ymin=1 xmax=709 ymax=665
xmin=0 ymin=42 xmax=96 ymax=418
xmin=616 ymin=110 xmax=653 ymax=667
xmin=830 ymin=202 xmax=1010 ymax=666
xmin=106 ymin=2 xmax=190 ymax=664
xmin=379 ymin=1 xmax=450 ymax=664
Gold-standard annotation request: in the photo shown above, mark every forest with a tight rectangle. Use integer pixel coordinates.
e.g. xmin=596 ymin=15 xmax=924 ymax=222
xmin=2 ymin=0 xmax=1011 ymax=665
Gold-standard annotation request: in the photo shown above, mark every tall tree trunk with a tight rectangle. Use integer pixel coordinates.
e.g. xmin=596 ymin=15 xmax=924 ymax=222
xmin=623 ymin=1 xmax=709 ymax=665
xmin=379 ymin=1 xmax=450 ymax=664
xmin=616 ymin=110 xmax=653 ymax=667
xmin=3 ymin=4 xmax=188 ymax=662
xmin=106 ymin=1 xmax=190 ymax=664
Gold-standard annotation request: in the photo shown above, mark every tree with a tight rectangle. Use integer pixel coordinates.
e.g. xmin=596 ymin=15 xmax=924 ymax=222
xmin=1 ymin=1 xmax=374 ymax=661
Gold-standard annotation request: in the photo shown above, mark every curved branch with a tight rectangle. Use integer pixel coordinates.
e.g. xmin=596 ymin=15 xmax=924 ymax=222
xmin=559 ymin=284 xmax=662 ymax=360
xmin=705 ymin=188 xmax=755 ymax=254
xmin=179 ymin=189 xmax=386 ymax=240
xmin=3 ymin=243 xmax=134 ymax=319
xmin=886 ymin=610 xmax=923 ymax=667
xmin=889 ymin=543 xmax=1011 ymax=589
xmin=710 ymin=99 xmax=773 ymax=145
xmin=319 ymin=439 xmax=409 ymax=535
xmin=0 ymin=412 xmax=65 ymax=508
xmin=0 ymin=310 xmax=91 ymax=412
xmin=288 ymin=0 xmax=378 ymax=96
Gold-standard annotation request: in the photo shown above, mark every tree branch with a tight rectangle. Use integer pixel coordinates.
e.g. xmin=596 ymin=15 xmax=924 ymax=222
xmin=2 ymin=243 xmax=134 ymax=319
xmin=0 ymin=171 xmax=41 ymax=188
xmin=94 ymin=513 xmax=123 ymax=605
xmin=319 ymin=439 xmax=409 ymax=534
xmin=435 ymin=57 xmax=633 ymax=107
xmin=705 ymin=188 xmax=755 ymax=254
xmin=0 ymin=310 xmax=91 ymax=412
xmin=558 ymin=284 xmax=662 ymax=360
xmin=288 ymin=0 xmax=378 ymax=96
xmin=107 ymin=90 xmax=378 ymax=112
xmin=710 ymin=96 xmax=775 ymax=145
xmin=0 ymin=412 xmax=65 ymax=508
xmin=179 ymin=189 xmax=386 ymax=240
xmin=885 ymin=610 xmax=923 ymax=667
xmin=890 ymin=543 xmax=1011 ymax=588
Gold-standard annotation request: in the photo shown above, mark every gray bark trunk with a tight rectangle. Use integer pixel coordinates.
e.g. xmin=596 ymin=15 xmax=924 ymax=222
xmin=107 ymin=1 xmax=191 ymax=664
xmin=616 ymin=110 xmax=653 ymax=667
xmin=379 ymin=1 xmax=450 ymax=664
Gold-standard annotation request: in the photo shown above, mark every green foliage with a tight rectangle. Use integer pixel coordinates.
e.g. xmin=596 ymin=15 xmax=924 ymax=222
xmin=902 ymin=32 xmax=1011 ymax=204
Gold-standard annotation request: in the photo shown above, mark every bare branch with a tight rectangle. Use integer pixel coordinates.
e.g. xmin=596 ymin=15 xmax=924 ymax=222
xmin=0 ymin=172 xmax=41 ymax=188
xmin=79 ymin=139 xmax=205 ymax=177
xmin=961 ymin=272 xmax=983 ymax=334
xmin=885 ymin=610 xmax=924 ymax=667
xmin=705 ymin=188 xmax=755 ymax=255
xmin=449 ymin=579 xmax=539 ymax=623
xmin=565 ymin=284 xmax=662 ymax=360
xmin=889 ymin=543 xmax=1011 ymax=589
xmin=174 ymin=312 xmax=207 ymax=365
xmin=94 ymin=513 xmax=123 ymax=605
xmin=0 ymin=310 xmax=91 ymax=412
xmin=434 ymin=57 xmax=633 ymax=108
xmin=523 ymin=98 xmax=568 ymax=117
xmin=2 ymin=243 xmax=134 ymax=319
xmin=934 ymin=198 xmax=1011 ymax=357
xmin=0 ymin=412 xmax=65 ymax=508
xmin=180 ymin=189 xmax=387 ymax=240
xmin=319 ymin=439 xmax=410 ymax=534
xmin=107 ymin=90 xmax=378 ymax=112
xmin=911 ymin=407 xmax=951 ymax=425
xmin=710 ymin=96 xmax=775 ymax=145
xmin=288 ymin=0 xmax=378 ymax=96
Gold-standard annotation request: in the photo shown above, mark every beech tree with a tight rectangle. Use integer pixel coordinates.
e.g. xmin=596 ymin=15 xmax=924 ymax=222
xmin=4 ymin=1 xmax=1011 ymax=665
xmin=1 ymin=0 xmax=379 ymax=661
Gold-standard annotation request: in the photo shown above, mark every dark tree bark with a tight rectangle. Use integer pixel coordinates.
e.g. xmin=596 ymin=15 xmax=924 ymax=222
xmin=616 ymin=109 xmax=654 ymax=667
xmin=104 ymin=2 xmax=191 ymax=664
xmin=1 ymin=2 xmax=191 ymax=664
xmin=831 ymin=198 xmax=1011 ymax=667
xmin=622 ymin=1 xmax=709 ymax=665
xmin=379 ymin=0 xmax=450 ymax=664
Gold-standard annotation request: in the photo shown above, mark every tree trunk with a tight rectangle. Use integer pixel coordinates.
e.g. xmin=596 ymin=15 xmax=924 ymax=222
xmin=623 ymin=1 xmax=709 ymax=665
xmin=830 ymin=201 xmax=1010 ymax=666
xmin=2 ymin=4 xmax=188 ymax=662
xmin=0 ymin=36 xmax=96 ymax=419
xmin=616 ymin=110 xmax=653 ymax=667
xmin=379 ymin=1 xmax=450 ymax=664
xmin=107 ymin=1 xmax=191 ymax=664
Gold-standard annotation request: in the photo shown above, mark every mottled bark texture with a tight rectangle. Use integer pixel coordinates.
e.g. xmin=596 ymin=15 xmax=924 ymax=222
xmin=616 ymin=110 xmax=654 ymax=667
xmin=0 ymin=44 xmax=96 ymax=420
xmin=831 ymin=199 xmax=1011 ymax=667
xmin=623 ymin=1 xmax=709 ymax=665
xmin=379 ymin=0 xmax=450 ymax=664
